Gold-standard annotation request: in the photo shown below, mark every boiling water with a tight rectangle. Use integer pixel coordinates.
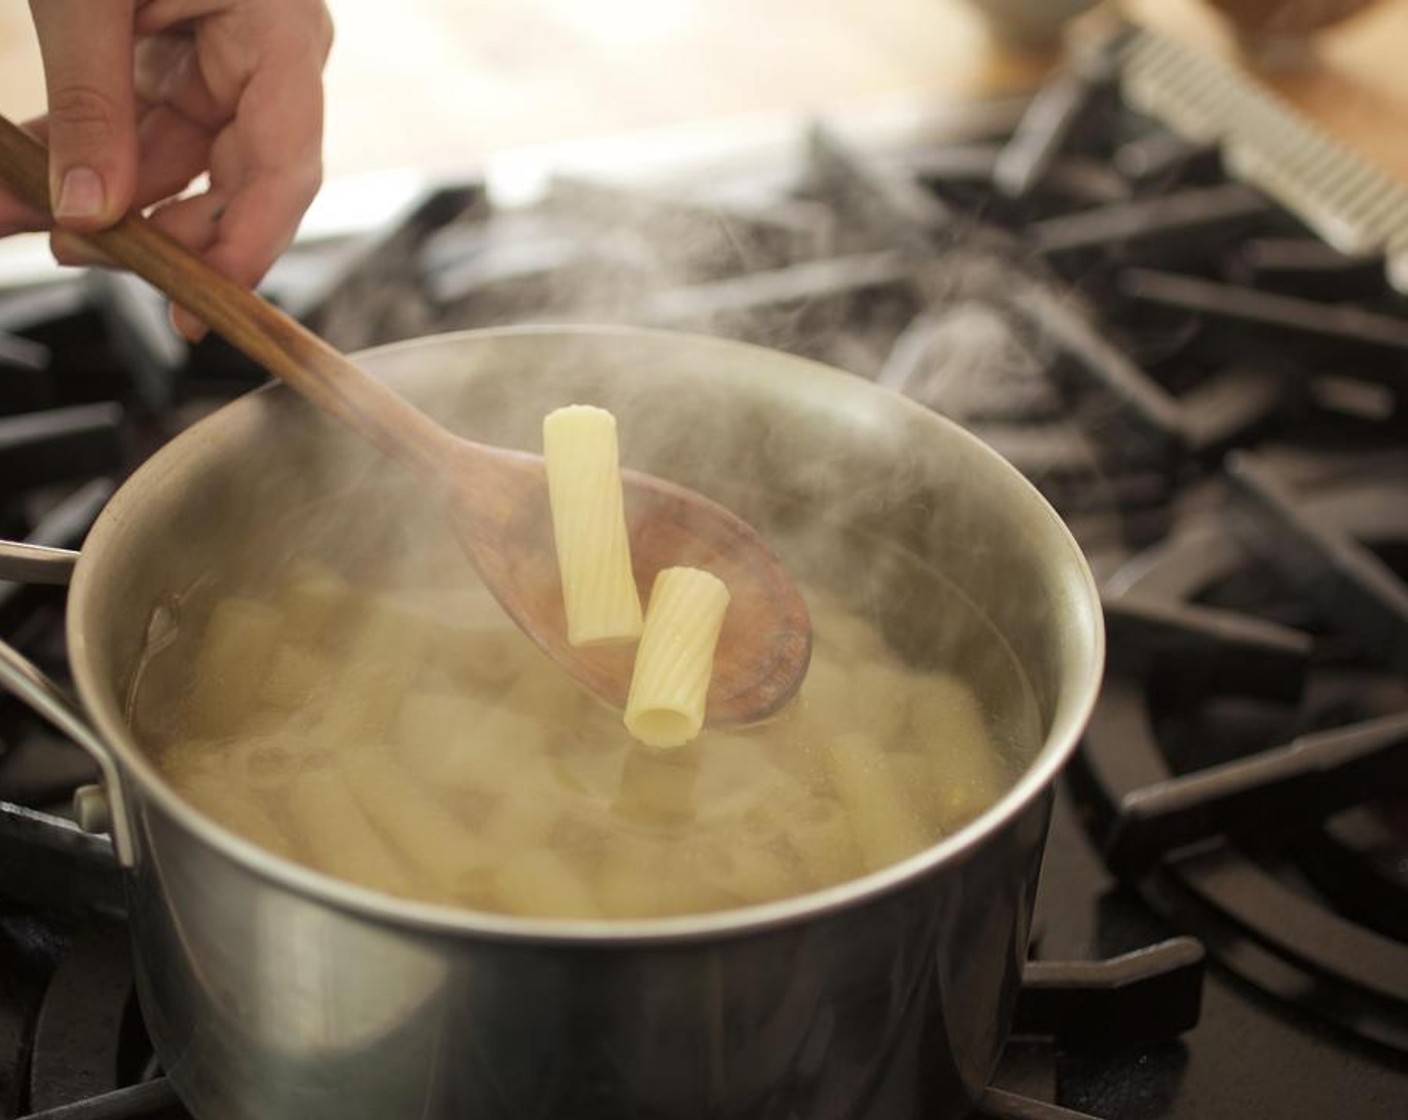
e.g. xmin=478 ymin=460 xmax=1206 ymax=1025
xmin=130 ymin=517 xmax=1042 ymax=921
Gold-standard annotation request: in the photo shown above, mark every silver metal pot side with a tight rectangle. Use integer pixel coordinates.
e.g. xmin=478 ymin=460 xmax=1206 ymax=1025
xmin=0 ymin=326 xmax=1103 ymax=1120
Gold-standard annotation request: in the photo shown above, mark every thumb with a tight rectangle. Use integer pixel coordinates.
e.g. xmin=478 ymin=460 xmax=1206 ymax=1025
xmin=28 ymin=0 xmax=138 ymax=231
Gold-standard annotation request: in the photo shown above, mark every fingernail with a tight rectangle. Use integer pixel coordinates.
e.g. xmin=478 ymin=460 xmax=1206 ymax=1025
xmin=55 ymin=167 xmax=105 ymax=220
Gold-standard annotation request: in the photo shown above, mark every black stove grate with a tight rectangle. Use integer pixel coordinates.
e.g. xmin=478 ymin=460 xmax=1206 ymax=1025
xmin=1083 ymin=465 xmax=1408 ymax=1052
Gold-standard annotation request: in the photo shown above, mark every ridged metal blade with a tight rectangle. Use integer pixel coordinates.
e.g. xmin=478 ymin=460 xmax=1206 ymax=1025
xmin=1116 ymin=27 xmax=1408 ymax=292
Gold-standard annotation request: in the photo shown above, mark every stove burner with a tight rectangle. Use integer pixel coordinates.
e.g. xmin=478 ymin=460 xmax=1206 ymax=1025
xmin=1009 ymin=938 xmax=1204 ymax=1047
xmin=1030 ymin=183 xmax=1272 ymax=265
xmin=1229 ymin=237 xmax=1390 ymax=301
xmin=1120 ymin=269 xmax=1408 ymax=387
xmin=1004 ymin=281 xmax=1188 ymax=466
xmin=1085 ymin=469 xmax=1408 ymax=1051
xmin=0 ymin=408 xmax=124 ymax=498
xmin=977 ymin=1089 xmax=1107 ymax=1120
xmin=21 ymin=1080 xmax=180 ymax=1120
xmin=1106 ymin=710 xmax=1408 ymax=878
xmin=27 ymin=924 xmax=137 ymax=1113
xmin=1226 ymin=453 xmax=1408 ymax=671
xmin=991 ymin=55 xmax=1115 ymax=201
xmin=1302 ymin=800 xmax=1408 ymax=943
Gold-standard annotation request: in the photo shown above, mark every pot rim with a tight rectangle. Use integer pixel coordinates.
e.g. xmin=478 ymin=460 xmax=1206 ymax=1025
xmin=68 ymin=324 xmax=1105 ymax=946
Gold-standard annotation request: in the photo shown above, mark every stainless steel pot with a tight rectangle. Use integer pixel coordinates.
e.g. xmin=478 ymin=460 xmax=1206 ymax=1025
xmin=0 ymin=326 xmax=1103 ymax=1120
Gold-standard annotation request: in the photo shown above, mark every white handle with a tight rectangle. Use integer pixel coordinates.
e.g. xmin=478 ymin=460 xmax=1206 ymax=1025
xmin=0 ymin=541 xmax=135 ymax=867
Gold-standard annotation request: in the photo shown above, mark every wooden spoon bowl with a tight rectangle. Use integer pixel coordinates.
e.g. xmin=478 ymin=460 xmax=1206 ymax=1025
xmin=0 ymin=114 xmax=812 ymax=725
xmin=457 ymin=445 xmax=811 ymax=721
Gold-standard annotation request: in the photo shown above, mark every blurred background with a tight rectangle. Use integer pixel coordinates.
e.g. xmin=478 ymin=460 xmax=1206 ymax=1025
xmin=1 ymin=0 xmax=1405 ymax=185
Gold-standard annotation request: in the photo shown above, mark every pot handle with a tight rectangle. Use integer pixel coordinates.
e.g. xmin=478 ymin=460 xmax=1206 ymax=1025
xmin=0 ymin=541 xmax=136 ymax=867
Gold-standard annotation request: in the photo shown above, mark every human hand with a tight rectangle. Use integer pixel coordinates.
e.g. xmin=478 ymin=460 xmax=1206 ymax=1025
xmin=0 ymin=0 xmax=333 ymax=340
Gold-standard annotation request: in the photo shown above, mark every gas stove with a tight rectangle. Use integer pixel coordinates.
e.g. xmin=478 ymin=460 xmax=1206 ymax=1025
xmin=2 ymin=25 xmax=1406 ymax=1120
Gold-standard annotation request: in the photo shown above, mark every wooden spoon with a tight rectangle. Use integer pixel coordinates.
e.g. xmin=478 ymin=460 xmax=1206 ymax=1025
xmin=0 ymin=115 xmax=811 ymax=725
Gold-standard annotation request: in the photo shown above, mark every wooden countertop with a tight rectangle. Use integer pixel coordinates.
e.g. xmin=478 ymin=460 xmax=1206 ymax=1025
xmin=0 ymin=1 xmax=1404 ymax=185
xmin=1131 ymin=0 xmax=1408 ymax=183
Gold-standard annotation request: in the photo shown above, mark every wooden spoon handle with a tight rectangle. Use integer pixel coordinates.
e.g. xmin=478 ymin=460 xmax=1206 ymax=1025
xmin=0 ymin=113 xmax=457 ymax=480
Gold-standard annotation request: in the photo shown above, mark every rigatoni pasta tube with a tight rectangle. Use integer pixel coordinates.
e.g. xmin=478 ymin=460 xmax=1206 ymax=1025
xmin=823 ymin=731 xmax=931 ymax=870
xmin=177 ymin=774 xmax=296 ymax=860
xmin=907 ymin=673 xmax=1006 ymax=830
xmin=625 ymin=567 xmax=730 ymax=748
xmin=277 ymin=562 xmax=353 ymax=642
xmin=342 ymin=748 xmax=498 ymax=896
xmin=782 ymin=796 xmax=863 ymax=888
xmin=542 ymin=405 xmax=643 ymax=645
xmin=284 ymin=770 xmax=413 ymax=897
xmin=187 ymin=597 xmax=282 ymax=735
xmin=495 ymin=850 xmax=601 ymax=919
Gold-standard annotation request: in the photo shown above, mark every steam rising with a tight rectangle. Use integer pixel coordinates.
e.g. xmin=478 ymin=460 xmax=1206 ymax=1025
xmin=104 ymin=118 xmax=1136 ymax=924
xmin=129 ymin=127 xmax=1120 ymax=801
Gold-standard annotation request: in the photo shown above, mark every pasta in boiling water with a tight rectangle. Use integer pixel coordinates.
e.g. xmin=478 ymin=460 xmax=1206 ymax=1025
xmin=822 ymin=732 xmax=930 ymax=871
xmin=283 ymin=769 xmax=414 ymax=897
xmin=496 ymin=849 xmax=602 ymax=919
xmin=137 ymin=544 xmax=1035 ymax=921
xmin=278 ymin=562 xmax=353 ymax=640
xmin=341 ymin=746 xmax=499 ymax=895
xmin=908 ymin=674 xmax=1009 ymax=831
xmin=187 ymin=598 xmax=283 ymax=735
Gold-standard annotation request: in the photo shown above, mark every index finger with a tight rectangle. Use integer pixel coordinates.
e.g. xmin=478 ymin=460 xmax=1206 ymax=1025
xmin=171 ymin=44 xmax=327 ymax=337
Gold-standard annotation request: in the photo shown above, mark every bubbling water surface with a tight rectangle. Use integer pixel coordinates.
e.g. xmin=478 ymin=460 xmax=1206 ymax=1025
xmin=129 ymin=497 xmax=1042 ymax=920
